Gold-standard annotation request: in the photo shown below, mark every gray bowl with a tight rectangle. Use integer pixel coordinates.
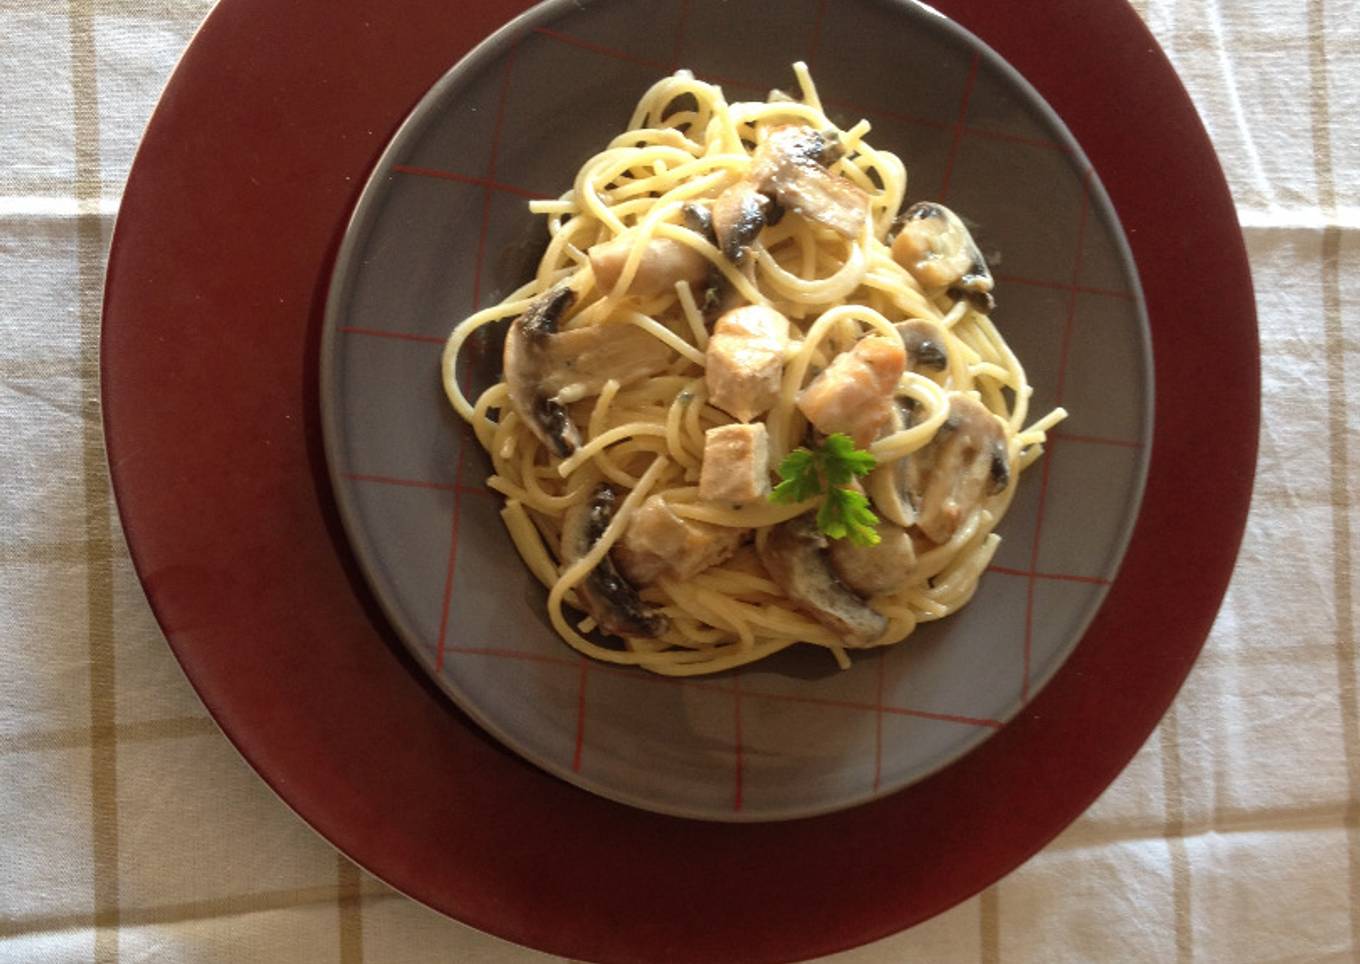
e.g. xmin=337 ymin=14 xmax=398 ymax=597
xmin=320 ymin=0 xmax=1151 ymax=821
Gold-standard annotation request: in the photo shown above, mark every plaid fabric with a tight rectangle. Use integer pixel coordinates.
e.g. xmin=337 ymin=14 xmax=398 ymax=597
xmin=1 ymin=0 xmax=1355 ymax=960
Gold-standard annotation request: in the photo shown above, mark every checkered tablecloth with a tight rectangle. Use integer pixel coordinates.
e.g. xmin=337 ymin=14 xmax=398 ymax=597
xmin=2 ymin=1 xmax=1356 ymax=961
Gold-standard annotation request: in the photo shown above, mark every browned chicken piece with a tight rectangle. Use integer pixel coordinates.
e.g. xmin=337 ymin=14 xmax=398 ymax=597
xmin=699 ymin=422 xmax=771 ymax=504
xmin=751 ymin=125 xmax=869 ymax=239
xmin=796 ymin=335 xmax=906 ymax=446
xmin=760 ymin=515 xmax=887 ymax=644
xmin=588 ymin=235 xmax=709 ymax=299
xmin=906 ymin=394 xmax=1011 ymax=543
xmin=612 ymin=494 xmax=744 ymax=585
xmin=704 ymin=305 xmax=791 ymax=422
xmin=505 ymin=284 xmax=672 ymax=457
xmin=890 ymin=202 xmax=994 ymax=312
xmin=827 ymin=520 xmax=917 ymax=596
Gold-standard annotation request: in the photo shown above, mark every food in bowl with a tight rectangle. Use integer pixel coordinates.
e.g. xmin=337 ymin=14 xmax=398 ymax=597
xmin=442 ymin=64 xmax=1065 ymax=676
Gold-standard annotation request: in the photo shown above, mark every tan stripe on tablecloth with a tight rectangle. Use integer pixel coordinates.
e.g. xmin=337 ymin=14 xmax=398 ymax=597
xmin=0 ymin=357 xmax=96 ymax=380
xmin=337 ymin=855 xmax=364 ymax=963
xmin=66 ymin=0 xmax=119 ymax=959
xmin=979 ymin=887 xmax=999 ymax=964
xmin=0 ymin=717 xmax=216 ymax=756
xmin=0 ymin=881 xmax=396 ymax=940
xmin=1159 ymin=706 xmax=1193 ymax=963
xmin=1061 ymin=799 xmax=1352 ymax=852
xmin=1307 ymin=1 xmax=1360 ymax=955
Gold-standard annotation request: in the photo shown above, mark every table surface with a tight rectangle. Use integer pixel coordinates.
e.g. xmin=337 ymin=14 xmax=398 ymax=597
xmin=2 ymin=0 xmax=1357 ymax=961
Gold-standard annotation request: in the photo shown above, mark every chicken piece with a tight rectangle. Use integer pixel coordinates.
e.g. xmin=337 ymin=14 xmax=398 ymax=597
xmin=906 ymin=394 xmax=1011 ymax=543
xmin=704 ymin=305 xmax=791 ymax=422
xmin=504 ymin=284 xmax=672 ymax=456
xmin=588 ymin=235 xmax=709 ymax=299
xmin=699 ymin=422 xmax=771 ymax=504
xmin=827 ymin=520 xmax=917 ymax=596
xmin=612 ymin=495 xmax=744 ymax=585
xmin=796 ymin=336 xmax=906 ymax=446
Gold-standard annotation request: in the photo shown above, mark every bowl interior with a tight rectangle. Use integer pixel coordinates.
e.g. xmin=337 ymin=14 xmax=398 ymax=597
xmin=321 ymin=0 xmax=1151 ymax=821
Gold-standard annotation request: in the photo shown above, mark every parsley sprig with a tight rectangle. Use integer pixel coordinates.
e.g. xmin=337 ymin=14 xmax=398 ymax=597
xmin=769 ymin=433 xmax=881 ymax=547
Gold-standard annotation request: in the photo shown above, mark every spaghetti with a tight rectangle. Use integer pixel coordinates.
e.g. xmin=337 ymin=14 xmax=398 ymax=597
xmin=442 ymin=64 xmax=1065 ymax=676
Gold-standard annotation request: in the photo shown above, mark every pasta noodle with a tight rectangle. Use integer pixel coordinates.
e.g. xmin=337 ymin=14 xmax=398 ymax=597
xmin=441 ymin=64 xmax=1065 ymax=676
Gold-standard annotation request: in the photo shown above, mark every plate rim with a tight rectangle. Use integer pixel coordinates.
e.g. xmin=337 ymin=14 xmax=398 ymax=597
xmin=101 ymin=0 xmax=1258 ymax=959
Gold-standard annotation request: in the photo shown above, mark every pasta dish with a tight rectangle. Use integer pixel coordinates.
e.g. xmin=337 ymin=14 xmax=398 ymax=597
xmin=442 ymin=63 xmax=1065 ymax=676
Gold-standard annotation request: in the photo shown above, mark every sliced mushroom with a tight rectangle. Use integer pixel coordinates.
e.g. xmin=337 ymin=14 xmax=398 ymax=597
xmin=890 ymin=202 xmax=995 ymax=312
xmin=588 ymin=235 xmax=708 ymax=299
xmin=562 ymin=484 xmax=668 ymax=638
xmin=612 ymin=494 xmax=744 ymax=585
xmin=827 ymin=520 xmax=917 ymax=596
xmin=682 ymin=202 xmax=728 ymax=319
xmin=894 ymin=319 xmax=950 ymax=375
xmin=750 ymin=125 xmax=869 ymax=239
xmin=712 ymin=181 xmax=775 ymax=264
xmin=759 ymin=514 xmax=888 ymax=644
xmin=504 ymin=284 xmax=671 ymax=457
xmin=905 ymin=394 xmax=1011 ymax=543
xmin=864 ymin=399 xmax=917 ymax=529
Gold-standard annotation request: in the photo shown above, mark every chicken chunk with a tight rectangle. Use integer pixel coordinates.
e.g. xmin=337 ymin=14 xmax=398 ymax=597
xmin=699 ymin=422 xmax=771 ymax=504
xmin=588 ymin=236 xmax=709 ymax=299
xmin=613 ymin=495 xmax=743 ymax=585
xmin=796 ymin=336 xmax=906 ymax=446
xmin=705 ymin=305 xmax=791 ymax=422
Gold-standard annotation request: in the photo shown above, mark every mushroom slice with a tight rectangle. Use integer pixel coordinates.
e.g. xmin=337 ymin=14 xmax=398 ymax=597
xmin=796 ymin=335 xmax=907 ymax=446
xmin=504 ymin=284 xmax=671 ymax=457
xmin=760 ymin=515 xmax=888 ymax=644
xmin=890 ymin=202 xmax=995 ymax=312
xmin=905 ymin=394 xmax=1011 ymax=543
xmin=827 ymin=520 xmax=917 ymax=597
xmin=562 ymin=484 xmax=668 ymax=638
xmin=612 ymin=494 xmax=743 ymax=585
xmin=682 ymin=202 xmax=728 ymax=319
xmin=864 ymin=399 xmax=918 ymax=529
xmin=894 ymin=319 xmax=950 ymax=375
xmin=750 ymin=125 xmax=869 ymax=239
xmin=588 ymin=235 xmax=708 ymax=299
xmin=712 ymin=181 xmax=775 ymax=264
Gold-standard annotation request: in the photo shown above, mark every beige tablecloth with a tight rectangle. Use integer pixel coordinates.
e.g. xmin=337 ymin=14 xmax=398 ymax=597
xmin=2 ymin=1 xmax=1356 ymax=960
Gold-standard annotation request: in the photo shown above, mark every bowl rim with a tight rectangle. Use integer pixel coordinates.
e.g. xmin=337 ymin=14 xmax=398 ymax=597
xmin=317 ymin=0 xmax=1156 ymax=822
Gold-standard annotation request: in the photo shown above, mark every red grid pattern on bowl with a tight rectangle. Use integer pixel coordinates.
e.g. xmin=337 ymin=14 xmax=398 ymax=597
xmin=336 ymin=20 xmax=1141 ymax=811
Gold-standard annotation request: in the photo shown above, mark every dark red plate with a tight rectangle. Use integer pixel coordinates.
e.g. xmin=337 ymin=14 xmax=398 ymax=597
xmin=102 ymin=1 xmax=1257 ymax=961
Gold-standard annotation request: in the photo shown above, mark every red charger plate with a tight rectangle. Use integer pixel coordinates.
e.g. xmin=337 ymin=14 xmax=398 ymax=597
xmin=102 ymin=1 xmax=1257 ymax=960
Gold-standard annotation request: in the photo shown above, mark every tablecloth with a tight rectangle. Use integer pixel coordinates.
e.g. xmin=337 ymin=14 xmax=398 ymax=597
xmin=2 ymin=0 xmax=1356 ymax=960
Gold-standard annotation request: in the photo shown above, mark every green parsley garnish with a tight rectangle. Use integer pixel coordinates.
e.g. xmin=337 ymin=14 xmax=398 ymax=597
xmin=769 ymin=433 xmax=881 ymax=547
